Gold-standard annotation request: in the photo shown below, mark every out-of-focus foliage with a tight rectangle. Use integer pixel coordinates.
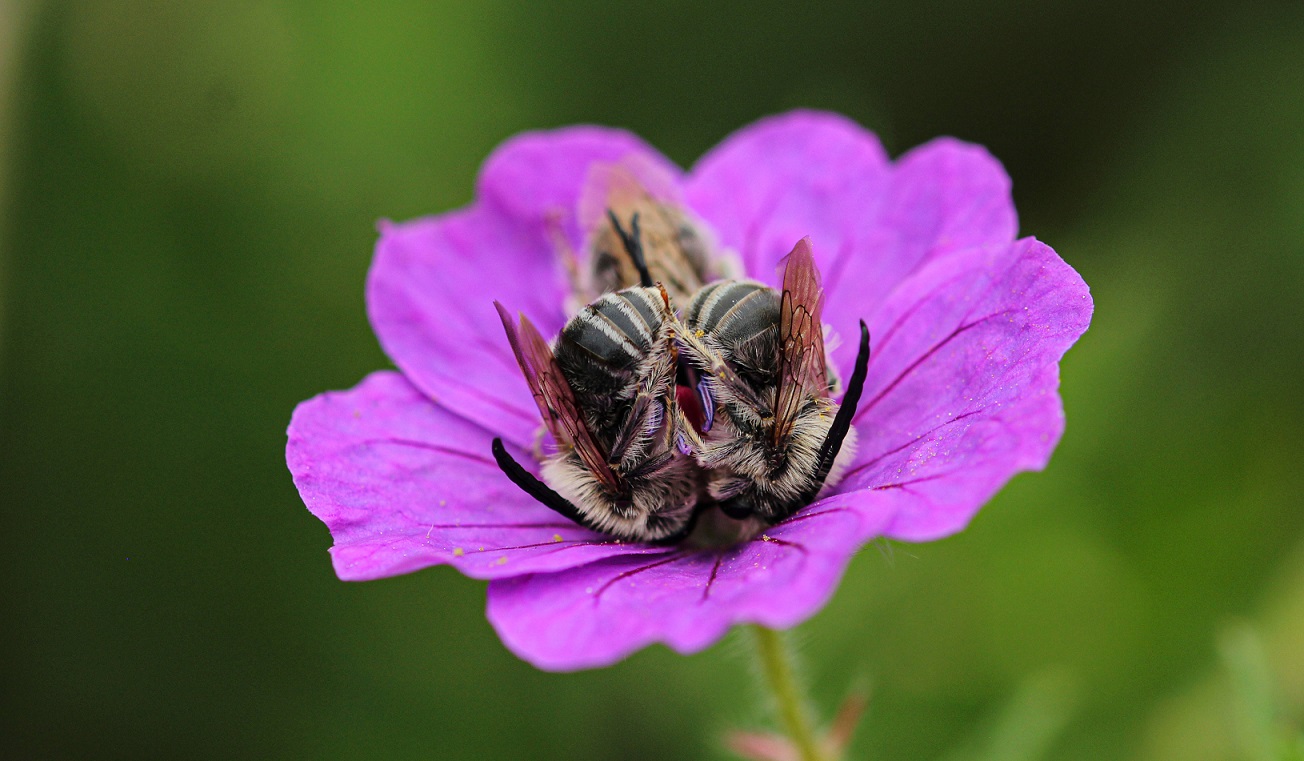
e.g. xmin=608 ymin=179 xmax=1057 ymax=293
xmin=1 ymin=1 xmax=1301 ymax=759
xmin=938 ymin=670 xmax=1080 ymax=761
xmin=0 ymin=0 xmax=34 ymax=367
xmin=1142 ymin=550 xmax=1304 ymax=761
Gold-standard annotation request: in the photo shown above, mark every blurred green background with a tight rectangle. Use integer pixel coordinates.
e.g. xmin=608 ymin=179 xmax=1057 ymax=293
xmin=2 ymin=1 xmax=1302 ymax=759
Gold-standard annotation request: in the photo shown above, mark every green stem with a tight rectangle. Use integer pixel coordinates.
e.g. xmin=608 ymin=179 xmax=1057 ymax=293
xmin=751 ymin=625 xmax=829 ymax=761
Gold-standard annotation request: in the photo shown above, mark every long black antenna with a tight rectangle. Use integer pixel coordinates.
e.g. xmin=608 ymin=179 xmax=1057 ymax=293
xmin=806 ymin=320 xmax=871 ymax=500
xmin=607 ymin=209 xmax=653 ymax=287
xmin=491 ymin=438 xmax=604 ymax=533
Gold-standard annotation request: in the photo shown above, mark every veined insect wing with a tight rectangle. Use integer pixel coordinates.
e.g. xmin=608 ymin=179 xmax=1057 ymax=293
xmin=578 ymin=156 xmax=712 ymax=303
xmin=576 ymin=154 xmax=681 ymax=234
xmin=493 ymin=301 xmax=617 ymax=489
xmin=772 ymin=237 xmax=831 ymax=447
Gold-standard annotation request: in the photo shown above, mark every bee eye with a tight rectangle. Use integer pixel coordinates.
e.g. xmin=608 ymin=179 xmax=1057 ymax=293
xmin=719 ymin=497 xmax=753 ymax=520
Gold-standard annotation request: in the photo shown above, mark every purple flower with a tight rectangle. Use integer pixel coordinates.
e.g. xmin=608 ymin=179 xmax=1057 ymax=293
xmin=287 ymin=111 xmax=1093 ymax=671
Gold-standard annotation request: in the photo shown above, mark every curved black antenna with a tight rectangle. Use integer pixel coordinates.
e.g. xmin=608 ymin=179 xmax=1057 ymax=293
xmin=805 ymin=320 xmax=871 ymax=501
xmin=493 ymin=437 xmax=695 ymax=545
xmin=491 ymin=438 xmax=605 ymax=533
xmin=607 ymin=209 xmax=653 ymax=287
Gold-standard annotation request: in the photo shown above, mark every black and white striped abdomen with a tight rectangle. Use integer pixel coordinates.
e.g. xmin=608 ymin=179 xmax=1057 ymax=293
xmin=556 ymin=286 xmax=665 ymax=372
xmin=683 ymin=280 xmax=780 ymax=349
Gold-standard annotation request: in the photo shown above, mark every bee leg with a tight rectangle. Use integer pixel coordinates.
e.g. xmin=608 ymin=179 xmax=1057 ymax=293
xmin=611 ymin=333 xmax=678 ymax=466
xmin=622 ymin=449 xmax=674 ymax=480
xmin=695 ymin=377 xmax=715 ymax=432
xmin=672 ymin=320 xmax=772 ymax=416
xmin=804 ymin=320 xmax=871 ymax=504
xmin=672 ymin=404 xmax=704 ymax=456
xmin=606 ymin=209 xmax=654 ymax=287
xmin=491 ymin=438 xmax=607 ymax=535
xmin=605 ymin=395 xmax=653 ymax=468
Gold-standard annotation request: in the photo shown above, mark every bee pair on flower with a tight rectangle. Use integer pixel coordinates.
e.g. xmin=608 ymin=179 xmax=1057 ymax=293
xmin=491 ymin=173 xmax=870 ymax=546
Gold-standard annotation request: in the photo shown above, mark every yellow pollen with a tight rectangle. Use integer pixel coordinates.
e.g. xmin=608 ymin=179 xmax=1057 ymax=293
xmin=553 ymin=534 xmax=563 ymax=542
xmin=453 ymin=548 xmax=464 ymax=557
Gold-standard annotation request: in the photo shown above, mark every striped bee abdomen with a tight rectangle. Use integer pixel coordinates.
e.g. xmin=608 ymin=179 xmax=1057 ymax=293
xmin=683 ymin=280 xmax=781 ymax=384
xmin=556 ymin=287 xmax=663 ymax=369
xmin=554 ymin=286 xmax=668 ymax=438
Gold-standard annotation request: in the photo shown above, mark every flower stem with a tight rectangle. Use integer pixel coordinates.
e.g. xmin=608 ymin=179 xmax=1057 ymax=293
xmin=750 ymin=625 xmax=829 ymax=761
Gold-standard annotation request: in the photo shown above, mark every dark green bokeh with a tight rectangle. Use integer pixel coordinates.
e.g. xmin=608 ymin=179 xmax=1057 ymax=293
xmin=2 ymin=2 xmax=1302 ymax=758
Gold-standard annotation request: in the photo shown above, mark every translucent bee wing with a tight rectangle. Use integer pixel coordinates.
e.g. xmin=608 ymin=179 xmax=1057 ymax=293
xmin=494 ymin=301 xmax=619 ymax=489
xmin=495 ymin=301 xmax=552 ymax=430
xmin=579 ymin=157 xmax=711 ymax=303
xmin=577 ymin=155 xmax=683 ymax=232
xmin=773 ymin=238 xmax=830 ymax=446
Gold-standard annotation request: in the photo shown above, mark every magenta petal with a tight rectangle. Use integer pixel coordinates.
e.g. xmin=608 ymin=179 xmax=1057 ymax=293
xmin=368 ymin=126 xmax=681 ymax=446
xmin=477 ymin=125 xmax=683 ymax=245
xmin=287 ymin=371 xmax=670 ymax=581
xmin=881 ymin=137 xmax=1017 ymax=256
xmin=684 ymin=110 xmax=891 ymax=287
xmin=686 ymin=113 xmax=1018 ymax=358
xmin=835 ymin=237 xmax=1092 ymax=540
xmin=485 ymin=503 xmax=893 ymax=671
xmin=368 ymin=210 xmax=557 ymax=446
xmin=820 ymin=137 xmax=1019 ymax=338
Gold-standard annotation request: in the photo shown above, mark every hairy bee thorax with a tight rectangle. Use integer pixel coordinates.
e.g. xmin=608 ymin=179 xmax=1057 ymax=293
xmin=697 ymin=395 xmax=857 ymax=523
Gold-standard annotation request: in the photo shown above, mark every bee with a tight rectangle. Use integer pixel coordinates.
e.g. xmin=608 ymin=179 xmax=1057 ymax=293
xmin=490 ymin=238 xmax=702 ymax=543
xmin=570 ymin=157 xmax=719 ymax=306
xmin=674 ymin=238 xmax=871 ymax=526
